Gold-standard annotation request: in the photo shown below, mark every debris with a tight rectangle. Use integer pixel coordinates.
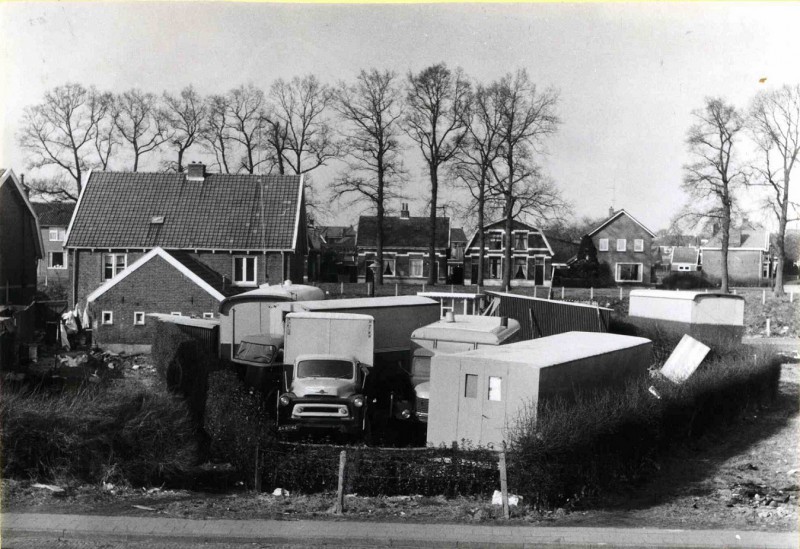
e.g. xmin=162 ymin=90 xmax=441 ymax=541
xmin=660 ymin=335 xmax=710 ymax=383
xmin=32 ymin=483 xmax=64 ymax=494
xmin=133 ymin=365 xmax=140 ymax=370
xmin=103 ymin=482 xmax=115 ymax=491
xmin=132 ymin=505 xmax=157 ymax=511
xmin=492 ymin=490 xmax=522 ymax=506
xmin=786 ymin=469 xmax=798 ymax=476
xmin=648 ymin=386 xmax=661 ymax=399
xmin=272 ymin=488 xmax=289 ymax=497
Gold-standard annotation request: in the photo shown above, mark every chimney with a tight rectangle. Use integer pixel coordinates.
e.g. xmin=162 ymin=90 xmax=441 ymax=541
xmin=400 ymin=203 xmax=410 ymax=219
xmin=187 ymin=162 xmax=206 ymax=182
xmin=608 ymin=206 xmax=614 ymax=218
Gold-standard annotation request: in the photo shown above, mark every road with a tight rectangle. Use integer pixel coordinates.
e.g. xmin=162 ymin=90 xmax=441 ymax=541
xmin=2 ymin=513 xmax=798 ymax=549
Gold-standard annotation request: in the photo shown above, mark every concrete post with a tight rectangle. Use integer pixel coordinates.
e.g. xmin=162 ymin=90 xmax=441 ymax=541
xmin=590 ymin=287 xmax=594 ymax=301
xmin=335 ymin=450 xmax=346 ymax=514
xmin=561 ymin=286 xmax=565 ymax=299
xmin=766 ymin=318 xmax=771 ymax=337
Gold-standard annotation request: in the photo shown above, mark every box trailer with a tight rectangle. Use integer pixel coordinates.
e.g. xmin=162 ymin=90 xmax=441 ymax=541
xmin=426 ymin=331 xmax=652 ymax=448
xmin=628 ymin=289 xmax=745 ymax=346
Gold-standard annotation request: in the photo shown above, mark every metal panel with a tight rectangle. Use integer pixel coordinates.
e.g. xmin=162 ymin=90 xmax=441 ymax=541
xmin=486 ymin=291 xmax=611 ymax=340
xmin=173 ymin=322 xmax=219 ymax=356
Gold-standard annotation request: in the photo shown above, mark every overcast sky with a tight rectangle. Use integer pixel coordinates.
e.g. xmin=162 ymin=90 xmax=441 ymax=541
xmin=2 ymin=2 xmax=799 ymax=233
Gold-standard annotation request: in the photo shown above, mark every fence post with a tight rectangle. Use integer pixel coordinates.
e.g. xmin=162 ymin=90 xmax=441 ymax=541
xmin=335 ymin=450 xmax=347 ymax=514
xmin=367 ymin=282 xmax=371 ymax=296
xmin=561 ymin=286 xmax=565 ymax=300
xmin=340 ymin=282 xmax=344 ymax=295
xmin=766 ymin=318 xmax=771 ymax=337
xmin=791 ymin=291 xmax=795 ymax=303
xmin=533 ymin=286 xmax=537 ymax=298
xmin=619 ymin=287 xmax=623 ymax=300
xmin=590 ymin=287 xmax=594 ymax=301
xmin=422 ymin=283 xmax=426 ymax=292
xmin=254 ymin=442 xmax=262 ymax=493
xmin=762 ymin=289 xmax=766 ymax=305
xmin=395 ymin=283 xmax=399 ymax=296
xmin=499 ymin=445 xmax=510 ymax=520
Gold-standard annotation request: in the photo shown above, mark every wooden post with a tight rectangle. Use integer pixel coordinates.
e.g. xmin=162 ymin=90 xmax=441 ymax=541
xmin=334 ymin=450 xmax=346 ymax=514
xmin=340 ymin=281 xmax=344 ymax=295
xmin=590 ymin=287 xmax=594 ymax=301
xmin=498 ymin=446 xmax=510 ymax=520
xmin=367 ymin=282 xmax=371 ymax=296
xmin=561 ymin=286 xmax=565 ymax=300
xmin=762 ymin=289 xmax=766 ymax=305
xmin=619 ymin=287 xmax=623 ymax=300
xmin=395 ymin=283 xmax=398 ymax=296
xmin=422 ymin=283 xmax=426 ymax=292
xmin=791 ymin=291 xmax=794 ymax=303
xmin=766 ymin=318 xmax=771 ymax=337
xmin=533 ymin=286 xmax=537 ymax=298
xmin=254 ymin=442 xmax=262 ymax=492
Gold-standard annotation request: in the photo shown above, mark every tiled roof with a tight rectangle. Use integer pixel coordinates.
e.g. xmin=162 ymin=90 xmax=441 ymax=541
xmin=544 ymin=233 xmax=580 ymax=263
xmin=356 ymin=216 xmax=450 ymax=249
xmin=587 ymin=209 xmax=655 ymax=238
xmin=671 ymin=246 xmax=699 ymax=264
xmin=704 ymin=228 xmax=769 ymax=250
xmin=67 ymin=171 xmax=303 ymax=250
xmin=167 ymin=250 xmax=241 ymax=297
xmin=450 ymin=228 xmax=467 ymax=243
xmin=32 ymin=202 xmax=75 ymax=227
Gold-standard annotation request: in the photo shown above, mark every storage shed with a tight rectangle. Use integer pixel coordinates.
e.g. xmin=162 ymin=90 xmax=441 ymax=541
xmin=426 ymin=331 xmax=652 ymax=448
xmin=628 ymin=290 xmax=745 ymax=345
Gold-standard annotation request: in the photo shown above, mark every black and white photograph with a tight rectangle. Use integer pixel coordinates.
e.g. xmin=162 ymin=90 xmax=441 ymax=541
xmin=1 ymin=2 xmax=799 ymax=548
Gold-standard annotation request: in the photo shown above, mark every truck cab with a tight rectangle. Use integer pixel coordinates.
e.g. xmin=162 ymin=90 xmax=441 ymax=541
xmin=232 ymin=334 xmax=285 ymax=392
xmin=410 ymin=314 xmax=520 ymax=422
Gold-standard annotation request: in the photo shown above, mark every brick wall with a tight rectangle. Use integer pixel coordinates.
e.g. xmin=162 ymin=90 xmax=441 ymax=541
xmin=91 ymin=254 xmax=221 ymax=346
xmin=0 ymin=182 xmax=39 ymax=304
xmin=702 ymin=249 xmax=766 ymax=286
xmin=591 ymin=215 xmax=653 ymax=283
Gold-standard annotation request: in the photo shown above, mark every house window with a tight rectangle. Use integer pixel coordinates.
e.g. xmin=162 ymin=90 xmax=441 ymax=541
xmin=489 ymin=233 xmax=503 ymax=250
xmin=616 ymin=239 xmax=627 ymax=252
xmin=233 ymin=256 xmax=257 ymax=285
xmin=133 ymin=312 xmax=145 ymax=326
xmin=489 ymin=257 xmax=502 ymax=279
xmin=488 ymin=376 xmax=502 ymax=401
xmin=465 ymin=374 xmax=478 ymax=398
xmin=616 ymin=263 xmax=642 ymax=282
xmin=513 ymin=257 xmax=527 ymax=279
xmin=202 ymin=312 xmax=215 ymax=319
xmin=410 ymin=258 xmax=424 ymax=278
xmin=598 ymin=238 xmax=609 ymax=251
xmin=101 ymin=311 xmax=113 ymax=325
xmin=383 ymin=259 xmax=396 ymax=277
xmin=48 ymin=251 xmax=67 ymax=269
xmin=49 ymin=229 xmax=64 ymax=241
xmin=103 ymin=253 xmax=127 ymax=280
xmin=634 ymin=239 xmax=644 ymax=252
xmin=514 ymin=233 xmax=527 ymax=250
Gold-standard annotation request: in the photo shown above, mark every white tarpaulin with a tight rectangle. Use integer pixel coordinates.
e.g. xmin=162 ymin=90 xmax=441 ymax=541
xmin=661 ymin=334 xmax=710 ymax=383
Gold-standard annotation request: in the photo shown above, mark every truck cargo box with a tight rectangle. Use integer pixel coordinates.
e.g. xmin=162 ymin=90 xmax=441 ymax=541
xmin=426 ymin=331 xmax=652 ymax=448
xmin=284 ymin=312 xmax=374 ymax=367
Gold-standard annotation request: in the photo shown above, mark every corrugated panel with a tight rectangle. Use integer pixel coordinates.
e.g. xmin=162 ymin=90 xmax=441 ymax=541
xmin=173 ymin=323 xmax=219 ymax=356
xmin=486 ymin=292 xmax=611 ymax=340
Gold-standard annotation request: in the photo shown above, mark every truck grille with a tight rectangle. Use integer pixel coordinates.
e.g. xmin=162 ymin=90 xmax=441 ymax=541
xmin=292 ymin=404 xmax=349 ymax=418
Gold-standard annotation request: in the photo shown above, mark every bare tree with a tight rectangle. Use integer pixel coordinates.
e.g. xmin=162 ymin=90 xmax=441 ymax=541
xmin=227 ymin=84 xmax=269 ymax=174
xmin=202 ymin=94 xmax=234 ymax=174
xmin=18 ymin=83 xmax=112 ymax=199
xmin=748 ymin=84 xmax=800 ymax=295
xmin=682 ymin=97 xmax=746 ymax=293
xmin=94 ymin=107 xmax=119 ymax=171
xmin=333 ymin=69 xmax=406 ymax=286
xmin=405 ymin=63 xmax=471 ymax=285
xmin=489 ymin=70 xmax=565 ymax=289
xmin=450 ymin=82 xmax=504 ymax=286
xmin=114 ymin=89 xmax=171 ymax=171
xmin=162 ymin=86 xmax=206 ymax=173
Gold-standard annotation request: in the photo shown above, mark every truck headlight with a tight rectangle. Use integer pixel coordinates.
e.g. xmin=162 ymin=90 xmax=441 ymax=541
xmin=401 ymin=409 xmax=412 ymax=419
xmin=352 ymin=395 xmax=364 ymax=408
xmin=279 ymin=394 xmax=293 ymax=407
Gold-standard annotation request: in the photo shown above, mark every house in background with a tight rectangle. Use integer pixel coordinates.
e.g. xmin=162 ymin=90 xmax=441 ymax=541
xmin=447 ymin=228 xmax=467 ymax=284
xmin=314 ymin=225 xmax=358 ymax=283
xmin=65 ymin=163 xmax=308 ymax=349
xmin=670 ymin=246 xmax=700 ymax=272
xmin=32 ymin=202 xmax=75 ymax=294
xmin=356 ymin=204 xmax=451 ymax=284
xmin=463 ymin=220 xmax=555 ymax=287
xmin=542 ymin=232 xmax=581 ymax=279
xmin=0 ymin=169 xmax=43 ymax=305
xmin=587 ymin=208 xmax=655 ymax=284
xmin=700 ymin=226 xmax=772 ymax=286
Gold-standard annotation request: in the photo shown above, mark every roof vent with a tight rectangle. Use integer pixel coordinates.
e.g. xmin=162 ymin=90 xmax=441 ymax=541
xmin=444 ymin=311 xmax=455 ymax=323
xmin=150 ymin=215 xmax=165 ymax=224
xmin=187 ymin=162 xmax=206 ymax=182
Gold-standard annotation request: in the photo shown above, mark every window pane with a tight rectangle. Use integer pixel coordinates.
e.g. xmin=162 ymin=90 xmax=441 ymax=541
xmin=617 ymin=239 xmax=626 ymax=252
xmin=51 ymin=252 xmax=65 ymax=268
xmin=514 ymin=258 xmax=527 ymax=279
xmin=104 ymin=255 xmax=113 ymax=280
xmin=234 ymin=258 xmax=243 ymax=281
xmin=116 ymin=255 xmax=126 ymax=274
xmin=245 ymin=257 xmax=255 ymax=281
xmin=634 ymin=239 xmax=644 ymax=252
xmin=465 ymin=374 xmax=478 ymax=398
xmin=599 ymin=239 xmax=608 ymax=251
xmin=488 ymin=376 xmax=502 ymax=401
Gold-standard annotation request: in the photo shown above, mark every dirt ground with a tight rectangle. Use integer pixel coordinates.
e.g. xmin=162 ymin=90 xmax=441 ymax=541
xmin=5 ymin=362 xmax=797 ymax=532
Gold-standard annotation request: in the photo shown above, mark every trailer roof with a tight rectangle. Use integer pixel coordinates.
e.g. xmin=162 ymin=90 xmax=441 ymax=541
xmin=449 ymin=331 xmax=650 ymax=368
xmin=411 ymin=315 xmax=520 ymax=344
xmin=147 ymin=313 xmax=219 ymax=329
xmin=286 ymin=312 xmax=374 ymax=322
xmin=629 ymin=289 xmax=744 ymax=302
xmin=219 ymin=283 xmax=326 ymax=313
xmin=293 ymin=295 xmax=437 ymax=311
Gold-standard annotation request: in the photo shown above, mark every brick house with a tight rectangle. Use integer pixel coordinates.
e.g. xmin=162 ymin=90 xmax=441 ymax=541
xmin=463 ymin=220 xmax=555 ymax=287
xmin=700 ymin=227 xmax=772 ymax=286
xmin=447 ymin=228 xmax=467 ymax=284
xmin=65 ymin=163 xmax=307 ymax=347
xmin=313 ymin=225 xmax=358 ymax=283
xmin=0 ymin=169 xmax=43 ymax=304
xmin=587 ymin=209 xmax=655 ymax=284
xmin=356 ymin=204 xmax=451 ymax=284
xmin=32 ymin=202 xmax=75 ymax=294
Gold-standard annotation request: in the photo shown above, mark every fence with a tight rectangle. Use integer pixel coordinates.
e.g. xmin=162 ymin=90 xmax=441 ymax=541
xmin=486 ymin=291 xmax=612 ymax=340
xmin=149 ymin=314 xmax=220 ymax=356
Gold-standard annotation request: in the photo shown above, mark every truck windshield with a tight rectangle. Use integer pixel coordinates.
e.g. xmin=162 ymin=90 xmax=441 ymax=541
xmin=235 ymin=342 xmax=277 ymax=364
xmin=297 ymin=360 xmax=354 ymax=379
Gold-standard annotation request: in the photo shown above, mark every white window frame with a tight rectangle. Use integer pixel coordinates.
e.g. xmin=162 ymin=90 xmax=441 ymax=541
xmin=202 ymin=312 xmax=215 ymax=319
xmin=615 ymin=262 xmax=643 ymax=283
xmin=409 ymin=258 xmax=424 ymax=278
xmin=382 ymin=258 xmax=396 ymax=277
xmin=48 ymin=251 xmax=67 ymax=270
xmin=489 ymin=232 xmax=503 ymax=250
xmin=102 ymin=253 xmax=127 ymax=280
xmin=634 ymin=239 xmax=644 ymax=252
xmin=488 ymin=376 xmax=502 ymax=401
xmin=133 ymin=311 xmax=145 ymax=326
xmin=616 ymin=239 xmax=627 ymax=252
xmin=513 ymin=257 xmax=528 ymax=280
xmin=101 ymin=311 xmax=113 ymax=325
xmin=598 ymin=238 xmax=609 ymax=252
xmin=488 ymin=257 xmax=502 ymax=279
xmin=233 ymin=256 xmax=257 ymax=286
xmin=48 ymin=228 xmax=61 ymax=242
xmin=513 ymin=232 xmax=528 ymax=251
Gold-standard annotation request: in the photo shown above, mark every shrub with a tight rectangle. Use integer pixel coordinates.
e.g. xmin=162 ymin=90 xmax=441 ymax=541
xmin=0 ymin=380 xmax=197 ymax=486
xmin=661 ymin=271 xmax=716 ymax=290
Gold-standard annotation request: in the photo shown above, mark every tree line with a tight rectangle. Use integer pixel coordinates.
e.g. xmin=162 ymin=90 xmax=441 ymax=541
xmin=18 ymin=65 xmax=568 ymax=290
xmin=680 ymin=86 xmax=799 ymax=296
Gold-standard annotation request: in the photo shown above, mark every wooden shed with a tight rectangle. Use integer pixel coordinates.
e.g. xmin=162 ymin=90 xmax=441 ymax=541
xmin=426 ymin=331 xmax=652 ymax=448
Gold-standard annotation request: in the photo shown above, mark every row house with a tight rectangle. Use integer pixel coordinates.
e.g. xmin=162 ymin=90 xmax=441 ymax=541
xmin=700 ymin=226 xmax=772 ymax=286
xmin=32 ymin=202 xmax=75 ymax=293
xmin=0 ymin=169 xmax=43 ymax=305
xmin=65 ymin=163 xmax=307 ymax=352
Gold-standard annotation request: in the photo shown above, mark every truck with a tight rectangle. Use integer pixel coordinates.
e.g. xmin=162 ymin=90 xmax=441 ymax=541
xmin=409 ymin=314 xmax=521 ymax=423
xmin=277 ymin=312 xmax=375 ymax=437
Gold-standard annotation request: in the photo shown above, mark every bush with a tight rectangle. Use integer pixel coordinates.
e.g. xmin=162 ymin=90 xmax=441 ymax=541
xmin=204 ymin=369 xmax=274 ymax=486
xmin=661 ymin=271 xmax=716 ymax=290
xmin=506 ymin=339 xmax=781 ymax=507
xmin=0 ymin=380 xmax=197 ymax=486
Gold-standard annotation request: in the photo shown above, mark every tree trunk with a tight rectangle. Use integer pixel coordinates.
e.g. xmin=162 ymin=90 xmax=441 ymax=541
xmin=376 ymin=167 xmax=385 ymax=286
xmin=774 ymin=216 xmax=787 ymax=296
xmin=428 ymin=165 xmax=438 ymax=286
xmin=720 ymin=206 xmax=731 ymax=294
xmin=177 ymin=149 xmax=185 ymax=173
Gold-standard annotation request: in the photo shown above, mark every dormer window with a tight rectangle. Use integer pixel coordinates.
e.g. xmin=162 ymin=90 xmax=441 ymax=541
xmin=514 ymin=233 xmax=527 ymax=250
